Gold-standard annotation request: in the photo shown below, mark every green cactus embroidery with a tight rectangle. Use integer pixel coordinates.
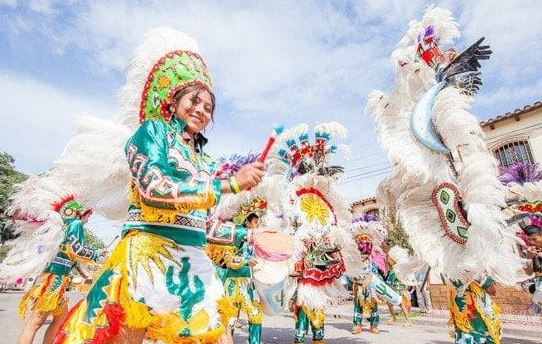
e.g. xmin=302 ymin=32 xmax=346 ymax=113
xmin=166 ymin=257 xmax=205 ymax=335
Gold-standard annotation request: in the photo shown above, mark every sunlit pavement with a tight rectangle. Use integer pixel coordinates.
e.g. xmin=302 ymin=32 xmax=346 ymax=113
xmin=1 ymin=291 xmax=539 ymax=344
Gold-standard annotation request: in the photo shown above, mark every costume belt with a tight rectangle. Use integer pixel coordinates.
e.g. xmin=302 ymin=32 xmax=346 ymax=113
xmin=126 ymin=210 xmax=207 ymax=231
xmin=123 ymin=210 xmax=207 ymax=247
xmin=52 ymin=256 xmax=75 ymax=268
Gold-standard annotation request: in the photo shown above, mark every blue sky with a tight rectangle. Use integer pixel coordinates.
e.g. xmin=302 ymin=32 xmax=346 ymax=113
xmin=1 ymin=0 xmax=541 ymax=243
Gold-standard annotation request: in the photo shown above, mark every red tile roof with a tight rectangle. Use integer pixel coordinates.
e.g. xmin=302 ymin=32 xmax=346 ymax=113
xmin=480 ymin=101 xmax=542 ymax=128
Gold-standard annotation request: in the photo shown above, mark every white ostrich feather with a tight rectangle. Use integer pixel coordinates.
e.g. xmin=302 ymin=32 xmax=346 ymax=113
xmin=398 ymin=7 xmax=460 ymax=48
xmin=290 ymin=280 xmax=348 ymax=309
xmin=0 ymin=215 xmax=64 ymax=283
xmin=336 ymin=144 xmax=351 ymax=160
xmin=314 ymin=121 xmax=348 ymax=140
xmin=211 ymin=174 xmax=288 ymax=229
xmin=371 ymin=7 xmax=523 ymax=285
xmin=1 ymin=173 xmax=80 ymax=282
xmin=351 ymin=220 xmax=388 ymax=248
xmin=388 ymin=246 xmax=409 ymax=264
xmin=7 ymin=174 xmax=76 ymax=221
xmin=50 ymin=115 xmax=133 ymax=220
xmin=387 ymin=246 xmax=418 ymax=286
xmin=515 ymin=181 xmax=542 ymax=203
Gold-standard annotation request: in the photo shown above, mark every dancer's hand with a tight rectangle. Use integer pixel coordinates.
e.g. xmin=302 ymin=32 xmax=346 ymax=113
xmin=233 ymin=162 xmax=264 ymax=190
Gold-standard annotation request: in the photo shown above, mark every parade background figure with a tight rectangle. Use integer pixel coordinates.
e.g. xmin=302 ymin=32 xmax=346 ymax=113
xmin=520 ymin=255 xmax=542 ymax=314
xmin=351 ymin=215 xmax=388 ymax=277
xmin=447 ymin=277 xmax=502 ymax=344
xmin=366 ymin=7 xmax=524 ymax=343
xmin=414 ymin=266 xmax=433 ymax=314
xmin=1 ymin=193 xmax=103 ymax=344
xmin=500 ymin=162 xmax=542 ymax=267
xmin=499 ymin=162 xmax=542 ymax=314
xmin=384 ymin=246 xmax=413 ymax=327
xmin=351 ymin=233 xmax=382 ymax=335
xmin=368 ymin=5 xmax=522 ymax=293
xmin=266 ymin=122 xmax=361 ymax=344
xmin=207 ymin=152 xmax=291 ymax=344
xmin=517 ymin=213 xmax=542 ymax=314
xmin=214 ymin=211 xmax=263 ymax=344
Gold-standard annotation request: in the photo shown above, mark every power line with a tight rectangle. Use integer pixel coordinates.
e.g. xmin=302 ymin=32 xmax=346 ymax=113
xmin=344 ymin=166 xmax=391 ymax=179
xmin=340 ymin=166 xmax=392 ymax=182
xmin=347 ymin=151 xmax=385 ymax=162
xmin=344 ymin=171 xmax=391 ymax=182
xmin=343 ymin=161 xmax=390 ymax=173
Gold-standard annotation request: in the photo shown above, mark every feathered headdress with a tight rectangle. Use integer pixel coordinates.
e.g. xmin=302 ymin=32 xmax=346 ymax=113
xmin=268 ymin=122 xmax=350 ymax=181
xmin=500 ymin=162 xmax=542 ymax=186
xmin=214 ymin=153 xmax=259 ymax=180
xmin=112 ymin=27 xmax=213 ymax=127
xmin=352 ymin=214 xmax=387 ymax=247
xmin=210 ymin=150 xmax=289 ymax=234
xmin=231 ymin=197 xmax=268 ymax=226
xmin=138 ymin=47 xmax=212 ymax=124
xmin=52 ymin=195 xmax=91 ymax=221
xmin=266 ymin=122 xmax=353 ymax=236
xmin=1 ymin=178 xmax=76 ymax=283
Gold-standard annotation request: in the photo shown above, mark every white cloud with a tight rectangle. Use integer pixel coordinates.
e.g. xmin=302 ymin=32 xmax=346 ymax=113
xmin=0 ymin=0 xmax=17 ymax=7
xmin=0 ymin=0 xmax=62 ymax=14
xmin=475 ymin=76 xmax=542 ymax=115
xmin=2 ymin=0 xmax=541 ymax=210
xmin=27 ymin=0 xmax=57 ymax=15
xmin=0 ymin=72 xmax=115 ymax=174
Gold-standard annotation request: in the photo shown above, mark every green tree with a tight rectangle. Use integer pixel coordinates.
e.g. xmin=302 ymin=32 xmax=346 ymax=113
xmin=380 ymin=205 xmax=412 ymax=253
xmin=0 ymin=244 xmax=12 ymax=263
xmin=83 ymin=228 xmax=105 ymax=249
xmin=0 ymin=151 xmax=27 ymax=245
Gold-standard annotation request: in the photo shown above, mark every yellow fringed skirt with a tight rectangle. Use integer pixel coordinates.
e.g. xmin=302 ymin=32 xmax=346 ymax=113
xmin=55 ymin=230 xmax=234 ymax=344
xmin=18 ymin=272 xmax=70 ymax=319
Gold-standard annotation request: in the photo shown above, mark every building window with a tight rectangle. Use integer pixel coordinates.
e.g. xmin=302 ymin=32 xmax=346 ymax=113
xmin=493 ymin=140 xmax=534 ymax=168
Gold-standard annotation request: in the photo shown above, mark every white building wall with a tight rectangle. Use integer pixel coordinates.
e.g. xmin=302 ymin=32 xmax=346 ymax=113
xmin=482 ymin=107 xmax=542 ymax=164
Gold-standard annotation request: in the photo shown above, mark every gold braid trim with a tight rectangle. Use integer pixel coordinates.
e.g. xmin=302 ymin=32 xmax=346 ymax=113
xmin=129 ymin=180 xmax=142 ymax=208
xmin=245 ymin=301 xmax=264 ymax=324
xmin=129 ymin=180 xmax=213 ymax=223
xmin=17 ymin=274 xmax=69 ymax=319
xmin=205 ymin=244 xmax=237 ymax=267
xmin=129 ymin=182 xmax=186 ymax=223
xmin=302 ymin=306 xmax=325 ymax=329
xmin=217 ymin=295 xmax=238 ymax=327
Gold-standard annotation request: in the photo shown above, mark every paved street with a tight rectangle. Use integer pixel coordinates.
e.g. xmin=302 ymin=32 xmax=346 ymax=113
xmin=1 ymin=291 xmax=539 ymax=344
